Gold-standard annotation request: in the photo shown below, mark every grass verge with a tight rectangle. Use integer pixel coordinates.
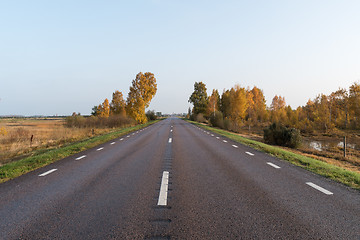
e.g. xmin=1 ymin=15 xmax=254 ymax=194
xmin=0 ymin=120 xmax=159 ymax=183
xmin=187 ymin=120 xmax=360 ymax=190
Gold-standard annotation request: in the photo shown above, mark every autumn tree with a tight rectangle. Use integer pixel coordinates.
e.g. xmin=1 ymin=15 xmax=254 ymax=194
xmin=110 ymin=90 xmax=126 ymax=116
xmin=97 ymin=98 xmax=110 ymax=118
xmin=349 ymin=82 xmax=360 ymax=128
xmin=126 ymin=72 xmax=157 ymax=124
xmin=220 ymin=89 xmax=231 ymax=118
xmin=207 ymin=89 xmax=220 ymax=117
xmin=228 ymin=85 xmax=248 ymax=128
xmin=246 ymin=86 xmax=267 ymax=126
xmin=270 ymin=95 xmax=286 ymax=123
xmin=189 ymin=82 xmax=208 ymax=115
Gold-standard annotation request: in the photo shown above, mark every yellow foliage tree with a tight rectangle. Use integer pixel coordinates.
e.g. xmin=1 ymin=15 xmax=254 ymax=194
xmin=110 ymin=90 xmax=126 ymax=116
xmin=206 ymin=89 xmax=220 ymax=117
xmin=98 ymin=98 xmax=110 ymax=118
xmin=229 ymin=85 xmax=248 ymax=127
xmin=126 ymin=72 xmax=157 ymax=123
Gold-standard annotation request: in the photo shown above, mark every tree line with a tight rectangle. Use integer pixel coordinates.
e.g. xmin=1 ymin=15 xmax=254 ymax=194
xmin=188 ymin=81 xmax=360 ymax=133
xmin=67 ymin=72 xmax=157 ymax=128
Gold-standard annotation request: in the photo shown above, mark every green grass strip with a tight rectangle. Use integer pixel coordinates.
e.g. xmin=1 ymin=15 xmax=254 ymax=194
xmin=0 ymin=120 xmax=160 ymax=183
xmin=187 ymin=120 xmax=360 ymax=190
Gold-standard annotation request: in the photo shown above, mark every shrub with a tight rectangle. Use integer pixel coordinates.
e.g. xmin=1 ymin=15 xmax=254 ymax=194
xmin=195 ymin=113 xmax=207 ymax=123
xmin=209 ymin=111 xmax=224 ymax=129
xmin=146 ymin=110 xmax=157 ymax=121
xmin=65 ymin=115 xmax=135 ymax=128
xmin=264 ymin=123 xmax=302 ymax=148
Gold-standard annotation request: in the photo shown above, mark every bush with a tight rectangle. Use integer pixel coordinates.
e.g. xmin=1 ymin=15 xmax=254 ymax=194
xmin=209 ymin=111 xmax=224 ymax=128
xmin=264 ymin=123 xmax=302 ymax=148
xmin=195 ymin=113 xmax=207 ymax=123
xmin=65 ymin=115 xmax=135 ymax=128
xmin=146 ymin=110 xmax=157 ymax=121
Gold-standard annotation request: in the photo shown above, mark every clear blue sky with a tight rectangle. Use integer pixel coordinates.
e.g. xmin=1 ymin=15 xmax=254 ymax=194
xmin=1 ymin=0 xmax=359 ymax=116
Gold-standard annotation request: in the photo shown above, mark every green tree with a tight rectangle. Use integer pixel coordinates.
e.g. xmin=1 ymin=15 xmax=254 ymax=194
xmin=189 ymin=82 xmax=208 ymax=115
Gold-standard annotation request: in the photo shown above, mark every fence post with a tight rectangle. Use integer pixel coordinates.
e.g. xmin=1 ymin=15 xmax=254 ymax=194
xmin=343 ymin=136 xmax=346 ymax=158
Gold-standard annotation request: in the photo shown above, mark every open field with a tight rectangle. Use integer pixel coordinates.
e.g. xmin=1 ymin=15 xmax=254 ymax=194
xmin=0 ymin=117 xmax=130 ymax=165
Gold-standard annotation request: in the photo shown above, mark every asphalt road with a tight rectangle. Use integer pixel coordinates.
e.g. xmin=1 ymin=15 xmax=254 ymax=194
xmin=0 ymin=118 xmax=359 ymax=239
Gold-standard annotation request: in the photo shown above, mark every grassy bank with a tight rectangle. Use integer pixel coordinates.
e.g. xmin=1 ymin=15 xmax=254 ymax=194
xmin=187 ymin=120 xmax=360 ymax=190
xmin=0 ymin=120 xmax=159 ymax=183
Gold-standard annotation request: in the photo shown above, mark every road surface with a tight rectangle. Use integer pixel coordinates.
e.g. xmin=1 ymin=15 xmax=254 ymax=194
xmin=0 ymin=118 xmax=359 ymax=239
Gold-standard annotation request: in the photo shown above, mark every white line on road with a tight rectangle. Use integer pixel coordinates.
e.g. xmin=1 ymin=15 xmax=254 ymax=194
xmin=127 ymin=135 xmax=130 ymax=138
xmin=75 ymin=155 xmax=86 ymax=160
xmin=267 ymin=162 xmax=281 ymax=169
xmin=223 ymin=140 xmax=228 ymax=143
xmin=96 ymin=147 xmax=104 ymax=151
xmin=170 ymin=129 xmax=173 ymax=132
xmin=245 ymin=152 xmax=254 ymax=156
xmin=39 ymin=169 xmax=57 ymax=177
xmin=211 ymin=134 xmax=214 ymax=137
xmin=306 ymin=182 xmax=333 ymax=195
xmin=157 ymin=171 xmax=169 ymax=206
xmin=120 ymin=138 xmax=124 ymax=141
xmin=216 ymin=137 xmax=220 ymax=139
xmin=168 ymin=138 xmax=172 ymax=143
xmin=232 ymin=145 xmax=238 ymax=148
xmin=110 ymin=142 xmax=115 ymax=145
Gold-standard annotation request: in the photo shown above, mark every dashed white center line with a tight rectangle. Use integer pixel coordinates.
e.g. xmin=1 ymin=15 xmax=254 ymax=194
xmin=157 ymin=171 xmax=169 ymax=206
xmin=232 ymin=145 xmax=238 ymax=148
xmin=168 ymin=138 xmax=172 ymax=143
xmin=110 ymin=142 xmax=115 ymax=145
xmin=75 ymin=155 xmax=86 ymax=160
xmin=245 ymin=152 xmax=254 ymax=156
xmin=267 ymin=162 xmax=281 ymax=169
xmin=306 ymin=182 xmax=333 ymax=195
xmin=96 ymin=147 xmax=104 ymax=151
xmin=223 ymin=140 xmax=228 ymax=143
xmin=127 ymin=135 xmax=130 ymax=138
xmin=216 ymin=137 xmax=220 ymax=139
xmin=211 ymin=134 xmax=214 ymax=137
xmin=120 ymin=138 xmax=124 ymax=141
xmin=39 ymin=169 xmax=57 ymax=177
xmin=170 ymin=129 xmax=173 ymax=132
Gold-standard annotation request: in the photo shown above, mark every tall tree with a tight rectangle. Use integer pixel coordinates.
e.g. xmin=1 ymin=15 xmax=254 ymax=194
xmin=228 ymin=85 xmax=248 ymax=127
xmin=270 ymin=95 xmax=286 ymax=123
xmin=207 ymin=89 xmax=220 ymax=117
xmin=349 ymin=82 xmax=360 ymax=128
xmin=189 ymin=82 xmax=208 ymax=115
xmin=98 ymin=98 xmax=110 ymax=118
xmin=126 ymin=72 xmax=157 ymax=123
xmin=110 ymin=90 xmax=126 ymax=116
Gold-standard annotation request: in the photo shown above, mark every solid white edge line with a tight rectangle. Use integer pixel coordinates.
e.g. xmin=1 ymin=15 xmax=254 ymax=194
xmin=75 ymin=155 xmax=86 ymax=160
xmin=245 ymin=152 xmax=254 ymax=156
xmin=267 ymin=162 xmax=281 ymax=169
xmin=306 ymin=182 xmax=333 ymax=195
xmin=168 ymin=138 xmax=172 ymax=143
xmin=232 ymin=145 xmax=238 ymax=148
xmin=96 ymin=147 xmax=104 ymax=151
xmin=39 ymin=169 xmax=57 ymax=177
xmin=157 ymin=171 xmax=170 ymax=205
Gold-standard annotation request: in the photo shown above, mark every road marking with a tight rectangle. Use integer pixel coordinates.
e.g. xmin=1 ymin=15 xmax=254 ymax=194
xmin=110 ymin=142 xmax=115 ymax=145
xmin=232 ymin=145 xmax=238 ymax=148
xmin=223 ymin=140 xmax=228 ymax=143
xmin=168 ymin=138 xmax=172 ymax=143
xmin=245 ymin=152 xmax=254 ymax=156
xmin=306 ymin=182 xmax=333 ymax=195
xmin=170 ymin=129 xmax=173 ymax=132
xmin=132 ymin=133 xmax=135 ymax=135
xmin=120 ymin=138 xmax=124 ymax=141
xmin=211 ymin=134 xmax=214 ymax=136
xmin=267 ymin=162 xmax=281 ymax=169
xmin=157 ymin=171 xmax=169 ymax=206
xmin=216 ymin=137 xmax=220 ymax=139
xmin=39 ymin=169 xmax=57 ymax=177
xmin=75 ymin=155 xmax=86 ymax=160
xmin=96 ymin=147 xmax=104 ymax=151
xmin=127 ymin=135 xmax=130 ymax=138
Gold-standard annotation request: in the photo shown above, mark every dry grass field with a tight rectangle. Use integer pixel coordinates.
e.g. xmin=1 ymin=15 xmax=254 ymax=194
xmin=0 ymin=118 xmax=112 ymax=165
